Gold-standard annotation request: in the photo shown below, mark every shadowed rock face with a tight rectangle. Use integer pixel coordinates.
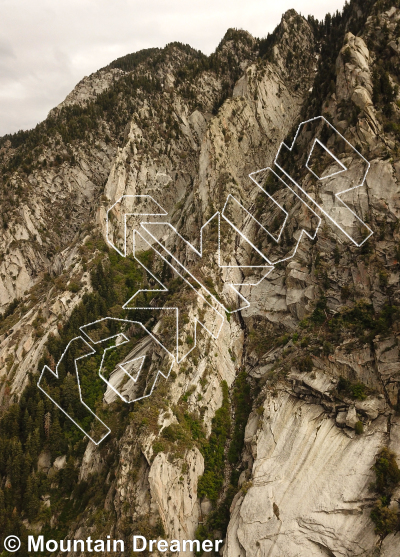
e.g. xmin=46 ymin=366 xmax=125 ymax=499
xmin=1 ymin=3 xmax=400 ymax=556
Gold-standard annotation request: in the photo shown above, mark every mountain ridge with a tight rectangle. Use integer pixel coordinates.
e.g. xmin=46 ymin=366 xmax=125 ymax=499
xmin=1 ymin=1 xmax=400 ymax=556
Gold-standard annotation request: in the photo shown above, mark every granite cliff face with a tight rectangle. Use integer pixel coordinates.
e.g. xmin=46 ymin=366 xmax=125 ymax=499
xmin=1 ymin=2 xmax=400 ymax=556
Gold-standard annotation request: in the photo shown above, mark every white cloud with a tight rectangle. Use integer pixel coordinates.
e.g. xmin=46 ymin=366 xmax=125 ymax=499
xmin=0 ymin=0 xmax=347 ymax=135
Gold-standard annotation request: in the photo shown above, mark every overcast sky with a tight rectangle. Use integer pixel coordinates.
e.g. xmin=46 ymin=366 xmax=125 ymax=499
xmin=0 ymin=0 xmax=347 ymax=136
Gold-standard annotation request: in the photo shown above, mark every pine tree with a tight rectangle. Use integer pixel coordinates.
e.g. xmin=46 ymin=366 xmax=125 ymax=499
xmin=62 ymin=373 xmax=79 ymax=417
xmin=49 ymin=412 xmax=63 ymax=457
xmin=0 ymin=488 xmax=5 ymax=528
xmin=25 ymin=474 xmax=39 ymax=520
xmin=7 ymin=438 xmax=23 ymax=493
xmin=44 ymin=412 xmax=51 ymax=439
xmin=34 ymin=400 xmax=45 ymax=438
xmin=62 ymin=457 xmax=77 ymax=491
xmin=23 ymin=408 xmax=33 ymax=441
xmin=22 ymin=452 xmax=33 ymax=486
xmin=30 ymin=427 xmax=41 ymax=462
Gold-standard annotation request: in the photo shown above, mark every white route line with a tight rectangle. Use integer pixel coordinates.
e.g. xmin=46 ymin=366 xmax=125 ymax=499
xmin=79 ymin=317 xmax=175 ymax=402
xmin=119 ymin=355 xmax=146 ymax=381
xmin=245 ymin=166 xmax=290 ymax=243
xmin=106 ymin=194 xmax=167 ymax=257
xmin=274 ymin=115 xmax=373 ymax=246
xmin=38 ymin=115 xmax=374 ymax=443
xmin=224 ymin=167 xmax=322 ymax=266
xmin=37 ymin=337 xmax=111 ymax=445
xmin=141 ymin=218 xmax=273 ymax=308
xmin=306 ymin=137 xmax=347 ymax=180
xmin=126 ymin=229 xmax=226 ymax=363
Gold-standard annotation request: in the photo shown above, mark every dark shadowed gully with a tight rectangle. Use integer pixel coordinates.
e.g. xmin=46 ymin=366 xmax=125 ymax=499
xmin=1 ymin=1 xmax=400 ymax=556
